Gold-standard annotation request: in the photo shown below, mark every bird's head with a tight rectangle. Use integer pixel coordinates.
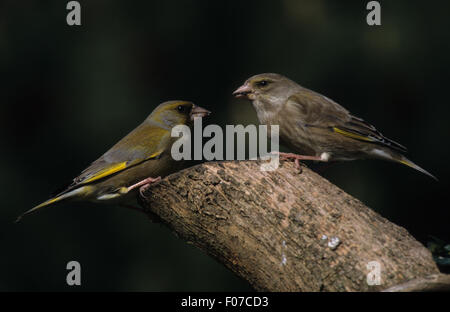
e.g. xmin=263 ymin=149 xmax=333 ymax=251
xmin=233 ymin=73 xmax=298 ymax=105
xmin=149 ymin=100 xmax=211 ymax=128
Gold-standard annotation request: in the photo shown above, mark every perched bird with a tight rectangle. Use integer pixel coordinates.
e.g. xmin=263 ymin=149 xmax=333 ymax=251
xmin=233 ymin=73 xmax=436 ymax=179
xmin=18 ymin=100 xmax=210 ymax=221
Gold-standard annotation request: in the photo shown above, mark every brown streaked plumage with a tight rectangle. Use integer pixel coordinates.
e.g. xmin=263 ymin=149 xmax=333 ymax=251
xmin=233 ymin=73 xmax=436 ymax=179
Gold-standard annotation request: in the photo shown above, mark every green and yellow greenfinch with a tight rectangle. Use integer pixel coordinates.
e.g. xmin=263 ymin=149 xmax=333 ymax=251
xmin=18 ymin=100 xmax=210 ymax=221
xmin=233 ymin=73 xmax=436 ymax=179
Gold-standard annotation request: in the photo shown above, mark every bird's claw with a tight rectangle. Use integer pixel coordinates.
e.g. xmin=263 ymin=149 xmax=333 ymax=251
xmin=294 ymin=158 xmax=303 ymax=173
xmin=139 ymin=176 xmax=162 ymax=197
xmin=127 ymin=176 xmax=162 ymax=194
xmin=274 ymin=152 xmax=309 ymax=173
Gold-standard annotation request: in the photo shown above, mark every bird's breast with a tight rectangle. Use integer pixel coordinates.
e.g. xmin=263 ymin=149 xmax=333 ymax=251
xmin=255 ymin=108 xmax=317 ymax=156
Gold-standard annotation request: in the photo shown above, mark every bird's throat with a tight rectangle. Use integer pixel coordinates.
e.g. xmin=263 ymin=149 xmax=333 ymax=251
xmin=253 ymin=99 xmax=280 ymax=125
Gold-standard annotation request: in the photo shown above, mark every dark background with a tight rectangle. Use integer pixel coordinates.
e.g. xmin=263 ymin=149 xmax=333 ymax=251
xmin=1 ymin=1 xmax=449 ymax=291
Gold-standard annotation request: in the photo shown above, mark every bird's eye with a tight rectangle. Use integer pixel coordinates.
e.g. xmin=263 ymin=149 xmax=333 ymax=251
xmin=177 ymin=105 xmax=185 ymax=112
xmin=257 ymin=80 xmax=269 ymax=87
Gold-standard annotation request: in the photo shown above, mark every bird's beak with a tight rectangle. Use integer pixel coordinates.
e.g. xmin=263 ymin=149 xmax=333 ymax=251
xmin=190 ymin=105 xmax=211 ymax=120
xmin=233 ymin=83 xmax=253 ymax=99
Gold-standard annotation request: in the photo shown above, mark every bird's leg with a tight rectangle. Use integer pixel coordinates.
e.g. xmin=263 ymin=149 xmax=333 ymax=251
xmin=126 ymin=176 xmax=162 ymax=197
xmin=275 ymin=152 xmax=324 ymax=170
xmin=120 ymin=176 xmax=162 ymax=222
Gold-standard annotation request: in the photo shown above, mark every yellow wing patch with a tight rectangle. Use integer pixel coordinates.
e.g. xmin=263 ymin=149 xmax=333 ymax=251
xmin=146 ymin=151 xmax=163 ymax=160
xmin=82 ymin=151 xmax=163 ymax=184
xmin=83 ymin=162 xmax=128 ymax=183
xmin=333 ymin=127 xmax=375 ymax=142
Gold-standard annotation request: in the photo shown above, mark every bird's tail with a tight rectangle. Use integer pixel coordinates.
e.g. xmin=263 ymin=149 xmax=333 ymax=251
xmin=15 ymin=186 xmax=90 ymax=223
xmin=396 ymin=155 xmax=437 ymax=181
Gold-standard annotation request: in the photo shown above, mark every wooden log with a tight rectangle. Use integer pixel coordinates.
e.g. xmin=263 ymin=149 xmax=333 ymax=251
xmin=139 ymin=160 xmax=443 ymax=291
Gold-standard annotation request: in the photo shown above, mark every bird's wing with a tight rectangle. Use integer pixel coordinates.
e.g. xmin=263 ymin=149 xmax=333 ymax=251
xmin=286 ymin=89 xmax=407 ymax=153
xmin=332 ymin=115 xmax=407 ymax=152
xmin=70 ymin=122 xmax=171 ymax=188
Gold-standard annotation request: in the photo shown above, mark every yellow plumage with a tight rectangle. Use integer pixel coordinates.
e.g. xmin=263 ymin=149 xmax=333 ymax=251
xmin=18 ymin=100 xmax=210 ymax=221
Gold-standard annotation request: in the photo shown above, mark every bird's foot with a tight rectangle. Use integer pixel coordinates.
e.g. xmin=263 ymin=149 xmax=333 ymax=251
xmin=274 ymin=152 xmax=323 ymax=171
xmin=123 ymin=176 xmax=163 ymax=222
xmin=127 ymin=176 xmax=162 ymax=197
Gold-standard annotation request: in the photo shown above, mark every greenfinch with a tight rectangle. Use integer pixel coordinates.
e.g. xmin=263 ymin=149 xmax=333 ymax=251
xmin=18 ymin=100 xmax=210 ymax=221
xmin=233 ymin=73 xmax=436 ymax=179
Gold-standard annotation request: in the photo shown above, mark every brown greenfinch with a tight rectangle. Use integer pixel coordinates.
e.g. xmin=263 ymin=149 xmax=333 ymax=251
xmin=18 ymin=100 xmax=210 ymax=221
xmin=233 ymin=73 xmax=436 ymax=179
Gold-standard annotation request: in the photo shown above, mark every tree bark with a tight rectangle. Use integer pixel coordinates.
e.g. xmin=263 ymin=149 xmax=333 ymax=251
xmin=139 ymin=160 xmax=445 ymax=292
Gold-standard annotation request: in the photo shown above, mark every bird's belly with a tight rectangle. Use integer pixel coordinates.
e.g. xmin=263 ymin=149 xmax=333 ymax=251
xmin=278 ymin=123 xmax=317 ymax=156
xmin=280 ymin=136 xmax=316 ymax=156
xmin=86 ymin=155 xmax=184 ymax=203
